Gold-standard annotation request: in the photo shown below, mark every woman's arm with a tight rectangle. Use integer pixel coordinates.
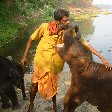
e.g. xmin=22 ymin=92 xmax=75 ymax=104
xmin=87 ymin=44 xmax=112 ymax=70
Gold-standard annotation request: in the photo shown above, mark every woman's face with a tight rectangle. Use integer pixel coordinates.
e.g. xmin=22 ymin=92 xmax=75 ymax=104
xmin=59 ymin=16 xmax=70 ymax=30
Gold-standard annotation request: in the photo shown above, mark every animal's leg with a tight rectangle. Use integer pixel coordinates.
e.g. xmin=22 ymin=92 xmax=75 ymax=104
xmin=27 ymin=83 xmax=38 ymax=112
xmin=63 ymin=86 xmax=81 ymax=112
xmin=16 ymin=64 xmax=27 ymax=100
xmin=1 ymin=94 xmax=11 ymax=109
xmin=5 ymin=83 xmax=20 ymax=109
xmin=20 ymin=78 xmax=27 ymax=100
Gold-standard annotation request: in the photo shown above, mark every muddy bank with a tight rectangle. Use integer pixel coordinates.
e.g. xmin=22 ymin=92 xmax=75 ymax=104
xmin=0 ymin=69 xmax=100 ymax=112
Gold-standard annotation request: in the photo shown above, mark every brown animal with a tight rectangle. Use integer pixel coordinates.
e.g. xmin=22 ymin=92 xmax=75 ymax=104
xmin=56 ymin=26 xmax=112 ymax=112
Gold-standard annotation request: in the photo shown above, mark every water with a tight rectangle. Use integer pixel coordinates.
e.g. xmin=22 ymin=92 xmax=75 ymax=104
xmin=64 ymin=14 xmax=112 ymax=71
xmin=1 ymin=14 xmax=112 ymax=73
xmin=82 ymin=14 xmax=112 ymax=64
xmin=94 ymin=4 xmax=112 ymax=12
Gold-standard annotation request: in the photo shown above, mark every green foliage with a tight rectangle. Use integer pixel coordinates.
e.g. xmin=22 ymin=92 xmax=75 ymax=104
xmin=40 ymin=5 xmax=54 ymax=21
xmin=0 ymin=2 xmax=21 ymax=45
xmin=0 ymin=0 xmax=95 ymax=46
xmin=70 ymin=12 xmax=96 ymax=21
xmin=0 ymin=0 xmax=60 ymax=45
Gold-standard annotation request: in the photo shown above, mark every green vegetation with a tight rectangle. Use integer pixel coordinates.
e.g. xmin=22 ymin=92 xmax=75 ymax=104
xmin=0 ymin=2 xmax=21 ymax=45
xmin=0 ymin=0 xmax=109 ymax=46
xmin=70 ymin=10 xmax=111 ymax=21
xmin=70 ymin=13 xmax=97 ymax=21
xmin=0 ymin=0 xmax=62 ymax=46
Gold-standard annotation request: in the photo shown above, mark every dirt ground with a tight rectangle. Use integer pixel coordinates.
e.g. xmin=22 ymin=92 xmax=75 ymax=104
xmin=0 ymin=65 xmax=100 ymax=112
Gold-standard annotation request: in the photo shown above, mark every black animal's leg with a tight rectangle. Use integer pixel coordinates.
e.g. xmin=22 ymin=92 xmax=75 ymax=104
xmin=20 ymin=78 xmax=27 ymax=100
xmin=5 ymin=83 xmax=20 ymax=110
xmin=15 ymin=63 xmax=27 ymax=100
xmin=1 ymin=93 xmax=11 ymax=109
xmin=27 ymin=83 xmax=38 ymax=112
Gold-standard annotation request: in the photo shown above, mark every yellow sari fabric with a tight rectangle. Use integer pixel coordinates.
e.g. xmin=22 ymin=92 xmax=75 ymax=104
xmin=30 ymin=23 xmax=64 ymax=99
xmin=31 ymin=23 xmax=64 ymax=73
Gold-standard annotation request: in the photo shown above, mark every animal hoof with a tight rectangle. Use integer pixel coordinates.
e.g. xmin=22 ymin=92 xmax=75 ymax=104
xmin=12 ymin=103 xmax=21 ymax=110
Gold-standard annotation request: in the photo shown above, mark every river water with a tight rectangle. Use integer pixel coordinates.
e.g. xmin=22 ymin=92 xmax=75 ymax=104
xmin=0 ymin=13 xmax=112 ymax=73
xmin=78 ymin=14 xmax=112 ymax=63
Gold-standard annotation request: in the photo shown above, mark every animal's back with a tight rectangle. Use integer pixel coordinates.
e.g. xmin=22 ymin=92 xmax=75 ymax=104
xmin=0 ymin=56 xmax=12 ymax=79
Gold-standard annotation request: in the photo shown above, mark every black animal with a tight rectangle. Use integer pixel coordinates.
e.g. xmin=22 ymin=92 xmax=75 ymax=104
xmin=0 ymin=56 xmax=27 ymax=109
xmin=57 ymin=26 xmax=112 ymax=112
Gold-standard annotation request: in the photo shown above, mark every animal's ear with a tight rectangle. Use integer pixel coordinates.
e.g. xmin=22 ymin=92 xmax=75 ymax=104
xmin=74 ymin=25 xmax=79 ymax=33
xmin=69 ymin=24 xmax=81 ymax=40
xmin=68 ymin=24 xmax=79 ymax=34
xmin=75 ymin=30 xmax=81 ymax=40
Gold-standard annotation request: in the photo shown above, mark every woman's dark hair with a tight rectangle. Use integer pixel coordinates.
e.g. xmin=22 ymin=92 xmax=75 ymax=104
xmin=54 ymin=8 xmax=69 ymax=21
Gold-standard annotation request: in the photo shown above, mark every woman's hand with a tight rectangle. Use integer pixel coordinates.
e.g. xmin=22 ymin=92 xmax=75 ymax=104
xmin=21 ymin=57 xmax=27 ymax=66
